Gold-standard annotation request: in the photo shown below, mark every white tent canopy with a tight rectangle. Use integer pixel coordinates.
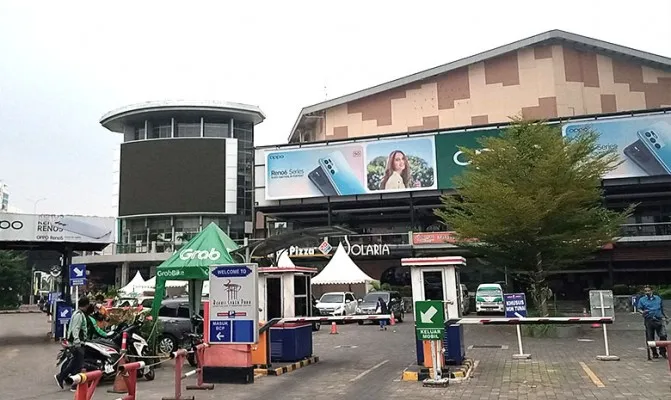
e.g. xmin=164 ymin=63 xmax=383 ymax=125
xmin=312 ymin=243 xmax=374 ymax=285
xmin=277 ymin=251 xmax=296 ymax=267
xmin=137 ymin=276 xmax=156 ymax=289
xmin=119 ymin=271 xmax=147 ymax=295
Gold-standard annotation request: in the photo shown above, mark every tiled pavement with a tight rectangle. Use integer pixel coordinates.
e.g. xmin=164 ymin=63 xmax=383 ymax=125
xmin=1 ymin=312 xmax=670 ymax=399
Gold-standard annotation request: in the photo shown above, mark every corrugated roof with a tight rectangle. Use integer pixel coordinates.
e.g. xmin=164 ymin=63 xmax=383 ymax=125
xmin=288 ymin=29 xmax=671 ymax=142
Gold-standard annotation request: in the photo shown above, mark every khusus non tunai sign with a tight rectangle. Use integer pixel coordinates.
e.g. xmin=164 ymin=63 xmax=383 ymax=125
xmin=504 ymin=293 xmax=527 ymax=318
xmin=208 ymin=264 xmax=259 ymax=344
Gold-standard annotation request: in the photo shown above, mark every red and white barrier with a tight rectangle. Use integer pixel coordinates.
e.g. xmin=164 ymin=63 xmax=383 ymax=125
xmin=279 ymin=314 xmax=392 ymax=323
xmin=647 ymin=341 xmax=671 ymax=372
xmin=457 ymin=317 xmax=614 ymax=325
xmin=66 ymin=369 xmax=103 ymax=400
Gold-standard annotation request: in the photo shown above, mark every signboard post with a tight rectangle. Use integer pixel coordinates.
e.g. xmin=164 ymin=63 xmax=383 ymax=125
xmin=415 ymin=300 xmax=448 ymax=386
xmin=504 ymin=293 xmax=530 ymax=359
xmin=589 ymin=290 xmax=619 ymax=361
xmin=69 ymin=264 xmax=87 ymax=307
xmin=57 ymin=305 xmax=73 ymax=339
xmin=208 ymin=264 xmax=259 ymax=344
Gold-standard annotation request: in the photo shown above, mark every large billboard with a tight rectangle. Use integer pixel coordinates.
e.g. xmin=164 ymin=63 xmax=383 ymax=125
xmin=0 ymin=213 xmax=116 ymax=243
xmin=563 ymin=113 xmax=671 ymax=179
xmin=264 ymin=136 xmax=436 ymax=200
xmin=119 ymin=138 xmax=232 ymax=216
xmin=435 ymin=129 xmax=502 ymax=189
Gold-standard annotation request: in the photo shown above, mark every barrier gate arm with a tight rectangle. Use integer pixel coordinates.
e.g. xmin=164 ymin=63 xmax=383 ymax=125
xmin=278 ymin=315 xmax=393 ymax=323
xmin=456 ymin=317 xmax=614 ymax=325
xmin=647 ymin=341 xmax=671 ymax=372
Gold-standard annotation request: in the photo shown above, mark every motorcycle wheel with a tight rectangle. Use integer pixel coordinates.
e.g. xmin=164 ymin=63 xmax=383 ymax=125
xmin=144 ymin=368 xmax=155 ymax=381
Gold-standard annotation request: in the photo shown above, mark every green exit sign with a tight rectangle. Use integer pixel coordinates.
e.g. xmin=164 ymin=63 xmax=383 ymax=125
xmin=415 ymin=300 xmax=445 ymax=340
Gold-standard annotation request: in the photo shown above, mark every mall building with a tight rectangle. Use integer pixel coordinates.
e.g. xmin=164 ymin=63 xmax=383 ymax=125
xmin=73 ymin=100 xmax=265 ymax=288
xmin=254 ymin=30 xmax=671 ymax=298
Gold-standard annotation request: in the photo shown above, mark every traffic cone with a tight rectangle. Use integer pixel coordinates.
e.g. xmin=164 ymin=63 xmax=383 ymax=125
xmin=330 ymin=321 xmax=339 ymax=334
xmin=390 ymin=313 xmax=396 ymax=326
xmin=107 ymin=355 xmax=129 ymax=394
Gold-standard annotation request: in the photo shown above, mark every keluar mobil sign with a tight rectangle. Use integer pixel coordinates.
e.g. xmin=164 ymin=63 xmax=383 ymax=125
xmin=0 ymin=212 xmax=115 ymax=244
xmin=264 ymin=136 xmax=437 ymax=200
xmin=563 ymin=113 xmax=671 ymax=179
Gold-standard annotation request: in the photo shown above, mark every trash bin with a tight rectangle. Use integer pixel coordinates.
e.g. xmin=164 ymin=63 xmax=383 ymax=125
xmin=269 ymin=322 xmax=313 ymax=363
xmin=443 ymin=323 xmax=465 ymax=365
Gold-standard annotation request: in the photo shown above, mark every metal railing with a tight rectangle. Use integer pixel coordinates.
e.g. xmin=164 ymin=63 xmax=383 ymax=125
xmin=619 ymin=222 xmax=671 ymax=237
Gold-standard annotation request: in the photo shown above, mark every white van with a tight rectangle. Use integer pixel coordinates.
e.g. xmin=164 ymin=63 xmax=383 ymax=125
xmin=475 ymin=283 xmax=504 ymax=314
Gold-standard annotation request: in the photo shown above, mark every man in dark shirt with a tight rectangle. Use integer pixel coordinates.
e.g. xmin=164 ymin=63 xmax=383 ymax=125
xmin=637 ymin=286 xmax=668 ymax=359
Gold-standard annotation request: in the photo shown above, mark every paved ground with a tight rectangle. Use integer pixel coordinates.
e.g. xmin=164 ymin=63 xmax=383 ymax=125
xmin=1 ymin=312 xmax=670 ymax=399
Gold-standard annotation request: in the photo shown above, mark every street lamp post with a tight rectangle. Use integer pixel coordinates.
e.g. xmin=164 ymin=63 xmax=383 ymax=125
xmin=28 ymin=197 xmax=47 ymax=214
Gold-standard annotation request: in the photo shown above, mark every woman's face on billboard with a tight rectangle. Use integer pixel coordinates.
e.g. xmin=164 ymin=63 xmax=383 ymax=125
xmin=392 ymin=152 xmax=406 ymax=172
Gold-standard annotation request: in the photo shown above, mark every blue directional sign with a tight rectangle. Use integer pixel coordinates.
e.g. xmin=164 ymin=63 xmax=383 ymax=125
xmin=504 ymin=293 xmax=527 ymax=318
xmin=209 ymin=264 xmax=259 ymax=345
xmin=69 ymin=264 xmax=87 ymax=287
xmin=211 ymin=265 xmax=253 ymax=278
xmin=209 ymin=320 xmax=232 ymax=343
xmin=57 ymin=305 xmax=73 ymax=325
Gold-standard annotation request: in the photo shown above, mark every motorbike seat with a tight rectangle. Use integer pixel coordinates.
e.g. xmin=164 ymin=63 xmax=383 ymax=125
xmin=90 ymin=338 xmax=120 ymax=350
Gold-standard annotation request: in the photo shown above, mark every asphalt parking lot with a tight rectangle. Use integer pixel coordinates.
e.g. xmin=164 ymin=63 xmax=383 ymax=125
xmin=1 ymin=312 xmax=670 ymax=399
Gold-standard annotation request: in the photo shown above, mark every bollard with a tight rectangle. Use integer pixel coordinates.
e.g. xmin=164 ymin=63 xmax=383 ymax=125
xmin=162 ymin=349 xmax=192 ymax=400
xmin=116 ymin=361 xmax=146 ymax=400
xmin=65 ymin=369 xmax=103 ymax=400
xmin=647 ymin=340 xmax=671 ymax=372
xmin=186 ymin=343 xmax=214 ymax=391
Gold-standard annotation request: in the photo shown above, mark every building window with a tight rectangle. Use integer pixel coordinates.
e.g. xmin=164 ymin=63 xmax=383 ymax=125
xmin=134 ymin=125 xmax=145 ymax=141
xmin=175 ymin=118 xmax=201 ymax=138
xmin=148 ymin=217 xmax=172 ymax=252
xmin=204 ymin=118 xmax=229 ymax=138
xmin=175 ymin=216 xmax=200 ymax=244
xmin=148 ymin=120 xmax=172 ymax=139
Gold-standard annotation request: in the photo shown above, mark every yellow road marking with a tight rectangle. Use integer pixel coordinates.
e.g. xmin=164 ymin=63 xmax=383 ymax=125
xmin=579 ymin=362 xmax=605 ymax=388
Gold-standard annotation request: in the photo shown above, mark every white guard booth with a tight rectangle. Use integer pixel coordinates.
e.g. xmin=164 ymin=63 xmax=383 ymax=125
xmin=257 ymin=252 xmax=318 ymax=322
xmin=401 ymin=256 xmax=467 ymax=367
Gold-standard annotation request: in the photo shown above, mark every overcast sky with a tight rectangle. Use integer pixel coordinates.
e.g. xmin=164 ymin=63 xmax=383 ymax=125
xmin=1 ymin=0 xmax=670 ymax=217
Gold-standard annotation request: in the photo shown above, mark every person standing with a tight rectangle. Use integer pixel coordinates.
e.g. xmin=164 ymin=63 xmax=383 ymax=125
xmin=376 ymin=296 xmax=389 ymax=331
xmin=637 ymin=286 xmax=668 ymax=359
xmin=55 ymin=296 xmax=90 ymax=391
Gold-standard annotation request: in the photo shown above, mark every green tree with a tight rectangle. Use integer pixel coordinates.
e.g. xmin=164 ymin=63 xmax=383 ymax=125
xmin=0 ymin=251 xmax=30 ymax=309
xmin=435 ymin=119 xmax=633 ymax=316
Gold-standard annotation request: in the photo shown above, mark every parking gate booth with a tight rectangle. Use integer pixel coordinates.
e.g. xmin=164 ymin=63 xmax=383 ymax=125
xmin=256 ymin=266 xmax=319 ymax=365
xmin=402 ymin=256 xmax=467 ymax=368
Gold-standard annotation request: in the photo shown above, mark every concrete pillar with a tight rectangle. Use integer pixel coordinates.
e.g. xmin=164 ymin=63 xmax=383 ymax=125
xmin=115 ymin=265 xmax=122 ymax=287
xmin=121 ymin=262 xmax=130 ymax=286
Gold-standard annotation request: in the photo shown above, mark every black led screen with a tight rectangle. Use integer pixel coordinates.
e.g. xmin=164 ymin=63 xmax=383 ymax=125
xmin=119 ymin=139 xmax=228 ymax=216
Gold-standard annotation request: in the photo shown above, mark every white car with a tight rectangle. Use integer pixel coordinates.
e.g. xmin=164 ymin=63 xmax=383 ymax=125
xmin=315 ymin=292 xmax=357 ymax=317
xmin=475 ymin=283 xmax=505 ymax=314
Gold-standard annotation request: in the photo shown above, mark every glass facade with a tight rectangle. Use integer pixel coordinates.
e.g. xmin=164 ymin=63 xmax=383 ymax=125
xmin=231 ymin=120 xmax=254 ymax=240
xmin=148 ymin=120 xmax=171 ymax=139
xmin=204 ymin=117 xmax=229 ymax=138
xmin=175 ymin=118 xmax=201 ymax=138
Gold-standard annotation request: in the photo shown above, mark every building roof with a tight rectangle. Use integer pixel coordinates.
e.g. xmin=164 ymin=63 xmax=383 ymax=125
xmin=100 ymin=100 xmax=266 ymax=133
xmin=288 ymin=29 xmax=671 ymax=142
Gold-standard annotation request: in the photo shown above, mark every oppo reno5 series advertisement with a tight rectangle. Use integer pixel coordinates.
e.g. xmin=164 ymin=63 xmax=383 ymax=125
xmin=264 ymin=136 xmax=437 ymax=200
xmin=562 ymin=114 xmax=671 ymax=179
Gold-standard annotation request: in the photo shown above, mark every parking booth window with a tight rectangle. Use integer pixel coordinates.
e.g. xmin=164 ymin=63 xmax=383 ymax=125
xmin=294 ymin=275 xmax=308 ymax=316
xmin=422 ymin=271 xmax=444 ymax=301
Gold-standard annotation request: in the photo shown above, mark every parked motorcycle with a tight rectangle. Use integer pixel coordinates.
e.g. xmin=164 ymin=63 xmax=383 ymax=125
xmin=182 ymin=314 xmax=204 ymax=367
xmin=56 ymin=313 xmax=155 ymax=381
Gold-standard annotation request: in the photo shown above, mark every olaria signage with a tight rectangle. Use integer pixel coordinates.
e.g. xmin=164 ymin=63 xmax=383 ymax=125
xmin=288 ymin=237 xmax=391 ymax=258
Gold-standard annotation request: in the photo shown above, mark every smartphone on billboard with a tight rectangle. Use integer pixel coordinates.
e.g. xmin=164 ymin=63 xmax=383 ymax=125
xmin=636 ymin=122 xmax=671 ymax=174
xmin=318 ymin=151 xmax=366 ymax=196
xmin=623 ymin=139 xmax=669 ymax=176
xmin=308 ymin=166 xmax=338 ymax=196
